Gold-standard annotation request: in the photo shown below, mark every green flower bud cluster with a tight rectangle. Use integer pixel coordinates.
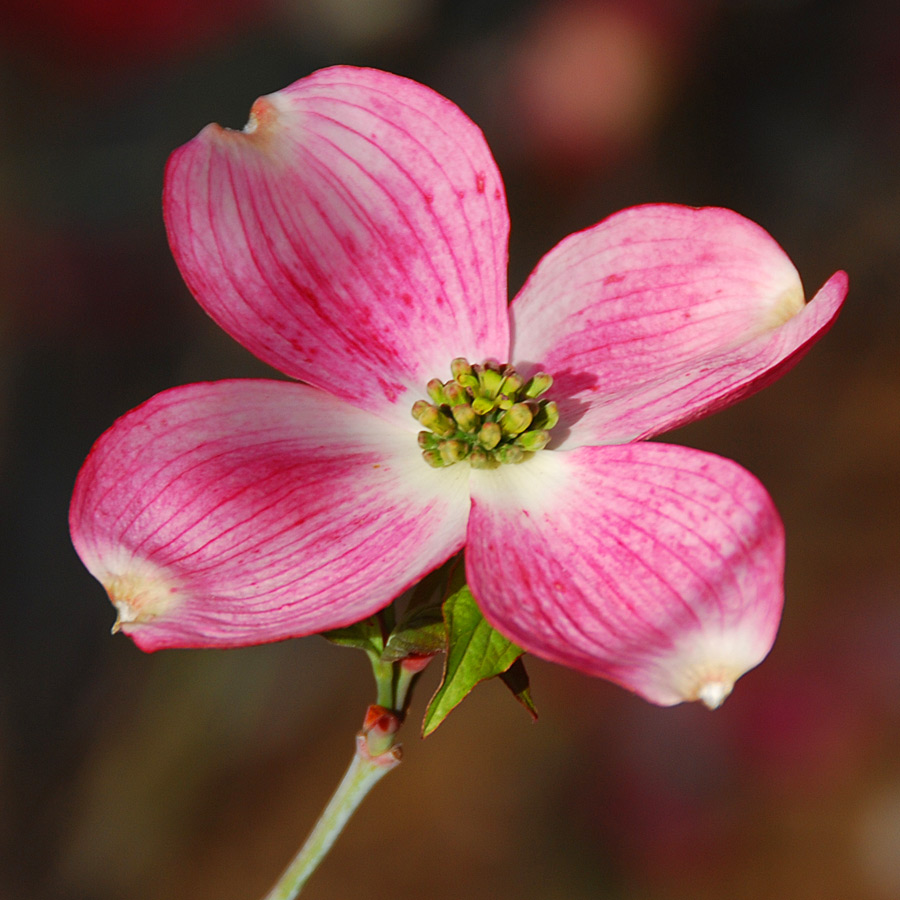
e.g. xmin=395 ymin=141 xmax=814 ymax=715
xmin=413 ymin=358 xmax=559 ymax=468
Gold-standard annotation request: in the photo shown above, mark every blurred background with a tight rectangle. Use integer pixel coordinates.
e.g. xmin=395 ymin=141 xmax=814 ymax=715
xmin=0 ymin=0 xmax=898 ymax=898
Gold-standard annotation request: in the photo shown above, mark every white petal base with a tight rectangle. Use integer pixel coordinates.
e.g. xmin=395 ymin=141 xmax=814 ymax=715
xmin=642 ymin=623 xmax=775 ymax=708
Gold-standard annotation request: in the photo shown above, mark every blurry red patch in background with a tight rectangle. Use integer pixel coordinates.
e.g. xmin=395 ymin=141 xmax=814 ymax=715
xmin=0 ymin=0 xmax=269 ymax=70
xmin=510 ymin=0 xmax=715 ymax=171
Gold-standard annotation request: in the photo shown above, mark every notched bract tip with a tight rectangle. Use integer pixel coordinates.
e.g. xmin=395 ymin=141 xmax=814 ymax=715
xmin=103 ymin=564 xmax=183 ymax=634
xmin=243 ymin=96 xmax=276 ymax=135
xmin=696 ymin=679 xmax=734 ymax=710
xmin=202 ymin=96 xmax=281 ymax=147
xmin=655 ymin=623 xmax=775 ymax=710
xmin=764 ymin=281 xmax=806 ymax=330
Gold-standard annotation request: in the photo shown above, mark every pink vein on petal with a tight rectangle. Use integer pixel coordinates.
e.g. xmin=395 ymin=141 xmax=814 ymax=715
xmin=466 ymin=442 xmax=783 ymax=705
xmin=164 ymin=67 xmax=510 ymax=426
xmin=70 ymin=380 xmax=471 ymax=650
xmin=510 ymin=205 xmax=846 ymax=446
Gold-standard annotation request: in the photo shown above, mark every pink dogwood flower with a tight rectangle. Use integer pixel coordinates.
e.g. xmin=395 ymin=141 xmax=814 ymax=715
xmin=69 ymin=66 xmax=846 ymax=708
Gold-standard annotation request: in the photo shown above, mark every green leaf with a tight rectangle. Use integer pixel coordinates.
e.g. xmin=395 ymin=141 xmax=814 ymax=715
xmin=321 ymin=617 xmax=384 ymax=657
xmin=380 ymin=568 xmax=450 ymax=662
xmin=380 ymin=557 xmax=465 ymax=663
xmin=422 ymin=585 xmax=525 ymax=737
xmin=499 ymin=657 xmax=538 ymax=721
xmin=381 ymin=602 xmax=447 ymax=662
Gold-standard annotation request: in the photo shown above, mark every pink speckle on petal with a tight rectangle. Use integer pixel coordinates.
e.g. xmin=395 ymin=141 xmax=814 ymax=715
xmin=377 ymin=376 xmax=406 ymax=403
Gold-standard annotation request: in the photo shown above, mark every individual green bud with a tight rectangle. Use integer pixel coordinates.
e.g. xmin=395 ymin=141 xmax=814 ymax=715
xmin=451 ymin=358 xmax=478 ymax=390
xmin=422 ymin=450 xmax=446 ymax=468
xmin=494 ymin=444 xmax=525 ymax=465
xmin=501 ymin=371 xmax=523 ymax=396
xmin=450 ymin=357 xmax=473 ymax=381
xmin=418 ymin=431 xmax=441 ymax=449
xmin=416 ymin=360 xmax=559 ymax=470
xmin=477 ymin=421 xmax=502 ymax=450
xmin=516 ymin=429 xmax=551 ymax=452
xmin=451 ymin=403 xmax=479 ymax=433
xmin=523 ymin=373 xmax=553 ymax=398
xmin=468 ymin=447 xmax=493 ymax=469
xmin=533 ymin=400 xmax=559 ymax=430
xmin=444 ymin=381 xmax=467 ymax=406
xmin=471 ymin=395 xmax=495 ymax=416
xmin=426 ymin=378 xmax=448 ymax=405
xmin=479 ymin=366 xmax=505 ymax=398
xmin=499 ymin=402 xmax=534 ymax=436
xmin=439 ymin=440 xmax=469 ymax=465
xmin=416 ymin=404 xmax=456 ymax=437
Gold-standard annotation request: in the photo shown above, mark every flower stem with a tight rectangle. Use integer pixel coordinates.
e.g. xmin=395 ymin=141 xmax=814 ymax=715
xmin=261 ymin=616 xmax=434 ymax=899
xmin=368 ymin=652 xmax=395 ymax=708
xmin=261 ymin=734 xmax=400 ymax=900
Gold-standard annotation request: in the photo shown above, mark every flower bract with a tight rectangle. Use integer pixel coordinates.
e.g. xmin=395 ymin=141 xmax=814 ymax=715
xmin=69 ymin=66 xmax=847 ymax=707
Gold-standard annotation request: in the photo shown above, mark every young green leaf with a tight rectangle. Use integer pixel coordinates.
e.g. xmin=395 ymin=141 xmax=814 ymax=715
xmin=381 ymin=564 xmax=453 ymax=662
xmin=321 ymin=616 xmax=384 ymax=657
xmin=422 ymin=585 xmax=525 ymax=737
xmin=381 ymin=602 xmax=447 ymax=662
xmin=499 ymin=657 xmax=538 ymax=721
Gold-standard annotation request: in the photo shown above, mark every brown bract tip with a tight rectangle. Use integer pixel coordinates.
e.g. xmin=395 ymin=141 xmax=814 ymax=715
xmin=204 ymin=96 xmax=280 ymax=149
xmin=104 ymin=566 xmax=182 ymax=632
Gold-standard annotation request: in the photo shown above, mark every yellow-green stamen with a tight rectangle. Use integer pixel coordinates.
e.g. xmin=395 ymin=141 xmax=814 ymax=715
xmin=412 ymin=359 xmax=558 ymax=469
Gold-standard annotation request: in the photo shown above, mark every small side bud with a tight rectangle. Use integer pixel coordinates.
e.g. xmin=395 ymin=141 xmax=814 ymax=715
xmin=361 ymin=704 xmax=402 ymax=760
xmin=362 ymin=704 xmax=399 ymax=734
xmin=400 ymin=654 xmax=435 ymax=674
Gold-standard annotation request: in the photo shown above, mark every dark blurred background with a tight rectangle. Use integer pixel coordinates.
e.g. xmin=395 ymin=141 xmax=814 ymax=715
xmin=1 ymin=1 xmax=898 ymax=898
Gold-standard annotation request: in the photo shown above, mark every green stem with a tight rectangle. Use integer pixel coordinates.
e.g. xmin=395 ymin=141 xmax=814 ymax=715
xmin=369 ymin=653 xmax=395 ymax=708
xmin=393 ymin=662 xmax=419 ymax=711
xmin=262 ymin=604 xmax=432 ymax=898
xmin=261 ymin=739 xmax=399 ymax=900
